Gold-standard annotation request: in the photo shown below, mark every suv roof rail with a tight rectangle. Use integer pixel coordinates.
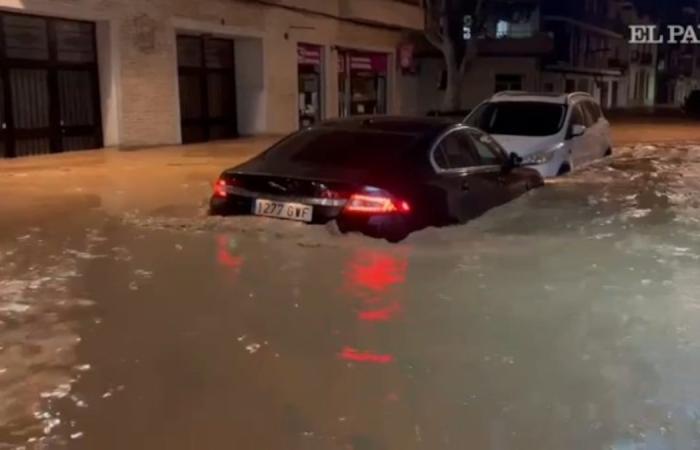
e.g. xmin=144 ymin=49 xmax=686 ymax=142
xmin=492 ymin=90 xmax=528 ymax=97
xmin=493 ymin=91 xmax=574 ymax=100
xmin=567 ymin=91 xmax=594 ymax=102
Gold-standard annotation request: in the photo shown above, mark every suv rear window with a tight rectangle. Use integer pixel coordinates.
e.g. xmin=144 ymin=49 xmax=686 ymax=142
xmin=466 ymin=101 xmax=567 ymax=136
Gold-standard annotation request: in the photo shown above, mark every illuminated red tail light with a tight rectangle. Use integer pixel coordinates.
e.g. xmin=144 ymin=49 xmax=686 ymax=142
xmin=213 ymin=178 xmax=228 ymax=198
xmin=344 ymin=194 xmax=411 ymax=214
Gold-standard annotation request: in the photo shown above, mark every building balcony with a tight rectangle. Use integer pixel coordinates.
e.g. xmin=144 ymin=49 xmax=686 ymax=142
xmin=477 ymin=33 xmax=554 ymax=57
xmin=630 ymin=50 xmax=653 ymax=64
xmin=680 ymin=46 xmax=697 ymax=59
xmin=608 ymin=58 xmax=629 ymax=71
xmin=666 ymin=59 xmax=695 ymax=78
xmin=338 ymin=0 xmax=423 ymax=31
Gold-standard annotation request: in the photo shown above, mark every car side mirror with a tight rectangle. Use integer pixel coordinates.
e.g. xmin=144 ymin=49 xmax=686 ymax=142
xmin=571 ymin=124 xmax=587 ymax=138
xmin=503 ymin=152 xmax=522 ymax=171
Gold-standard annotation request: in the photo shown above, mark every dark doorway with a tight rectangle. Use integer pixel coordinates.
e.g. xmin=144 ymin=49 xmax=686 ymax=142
xmin=0 ymin=13 xmax=102 ymax=158
xmin=494 ymin=74 xmax=523 ymax=93
xmin=297 ymin=43 xmax=322 ymax=128
xmin=177 ymin=35 xmax=238 ymax=144
xmin=599 ymin=81 xmax=609 ymax=109
xmin=611 ymin=81 xmax=619 ymax=108
xmin=565 ymin=79 xmax=576 ymax=93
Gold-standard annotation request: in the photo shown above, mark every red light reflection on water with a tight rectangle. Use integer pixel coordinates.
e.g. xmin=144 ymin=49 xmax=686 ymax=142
xmin=358 ymin=301 xmax=402 ymax=322
xmin=339 ymin=249 xmax=410 ymax=364
xmin=339 ymin=347 xmax=394 ymax=364
xmin=346 ymin=250 xmax=408 ymax=293
xmin=344 ymin=249 xmax=408 ymax=323
xmin=217 ymin=235 xmax=244 ymax=270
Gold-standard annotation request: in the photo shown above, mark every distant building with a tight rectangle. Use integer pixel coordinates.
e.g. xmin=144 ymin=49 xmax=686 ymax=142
xmin=654 ymin=1 xmax=700 ymax=106
xmin=613 ymin=0 xmax=658 ymax=108
xmin=404 ymin=0 xmax=552 ymax=115
xmin=407 ymin=0 xmax=657 ymax=114
xmin=541 ymin=0 xmax=626 ymax=109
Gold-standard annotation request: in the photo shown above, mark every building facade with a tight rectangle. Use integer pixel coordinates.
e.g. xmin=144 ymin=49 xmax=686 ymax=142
xmin=409 ymin=0 xmax=656 ymax=114
xmin=0 ymin=0 xmax=422 ymax=157
xmin=405 ymin=0 xmax=551 ymax=115
xmin=655 ymin=1 xmax=700 ymax=106
xmin=609 ymin=0 xmax=657 ymax=108
xmin=540 ymin=0 xmax=631 ymax=109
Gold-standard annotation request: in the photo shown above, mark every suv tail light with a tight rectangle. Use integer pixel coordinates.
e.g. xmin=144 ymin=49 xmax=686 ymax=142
xmin=344 ymin=193 xmax=411 ymax=215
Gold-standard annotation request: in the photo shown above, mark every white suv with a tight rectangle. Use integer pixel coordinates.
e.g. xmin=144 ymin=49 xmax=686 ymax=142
xmin=464 ymin=91 xmax=613 ymax=177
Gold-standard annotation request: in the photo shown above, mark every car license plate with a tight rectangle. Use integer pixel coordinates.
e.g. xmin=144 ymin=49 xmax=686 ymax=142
xmin=253 ymin=199 xmax=313 ymax=223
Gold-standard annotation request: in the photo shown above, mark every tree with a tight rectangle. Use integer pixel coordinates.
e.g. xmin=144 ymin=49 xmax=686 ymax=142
xmin=424 ymin=0 xmax=489 ymax=111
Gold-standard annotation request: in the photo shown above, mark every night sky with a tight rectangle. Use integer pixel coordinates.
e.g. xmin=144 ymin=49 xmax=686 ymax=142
xmin=632 ymin=0 xmax=697 ymax=21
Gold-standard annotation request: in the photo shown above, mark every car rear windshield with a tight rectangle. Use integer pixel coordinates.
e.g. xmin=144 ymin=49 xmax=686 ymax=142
xmin=263 ymin=128 xmax=425 ymax=170
xmin=466 ymin=101 xmax=567 ymax=137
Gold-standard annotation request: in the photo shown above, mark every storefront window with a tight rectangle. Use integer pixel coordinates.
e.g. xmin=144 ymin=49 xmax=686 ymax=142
xmin=298 ymin=43 xmax=323 ymax=128
xmin=338 ymin=50 xmax=388 ymax=117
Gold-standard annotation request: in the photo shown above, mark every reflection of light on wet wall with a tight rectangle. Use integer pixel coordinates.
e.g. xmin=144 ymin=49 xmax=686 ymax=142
xmin=339 ymin=248 xmax=409 ymax=364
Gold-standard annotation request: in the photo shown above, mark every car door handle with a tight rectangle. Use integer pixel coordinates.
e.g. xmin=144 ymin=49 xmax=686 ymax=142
xmin=461 ymin=181 xmax=470 ymax=191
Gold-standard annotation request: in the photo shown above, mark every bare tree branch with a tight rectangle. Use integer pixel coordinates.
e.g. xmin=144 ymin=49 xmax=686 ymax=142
xmin=425 ymin=30 xmax=444 ymax=52
xmin=423 ymin=0 xmax=446 ymax=52
xmin=423 ymin=0 xmax=491 ymax=110
xmin=458 ymin=40 xmax=477 ymax=74
xmin=472 ymin=0 xmax=487 ymax=33
xmin=458 ymin=0 xmax=487 ymax=73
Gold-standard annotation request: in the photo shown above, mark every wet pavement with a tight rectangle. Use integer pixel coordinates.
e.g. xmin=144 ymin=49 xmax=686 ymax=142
xmin=2 ymin=140 xmax=700 ymax=449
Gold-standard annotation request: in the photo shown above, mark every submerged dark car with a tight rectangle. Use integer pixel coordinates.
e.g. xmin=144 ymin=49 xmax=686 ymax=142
xmin=210 ymin=116 xmax=544 ymax=242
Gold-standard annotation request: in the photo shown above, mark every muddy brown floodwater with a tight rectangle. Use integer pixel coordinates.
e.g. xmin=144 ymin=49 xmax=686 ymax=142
xmin=2 ymin=142 xmax=700 ymax=450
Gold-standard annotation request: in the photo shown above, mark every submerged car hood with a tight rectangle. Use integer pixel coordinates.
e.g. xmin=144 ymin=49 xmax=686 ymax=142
xmin=491 ymin=134 xmax=562 ymax=157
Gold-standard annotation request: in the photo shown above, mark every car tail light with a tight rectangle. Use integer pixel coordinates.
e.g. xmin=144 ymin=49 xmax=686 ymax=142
xmin=213 ymin=178 xmax=228 ymax=198
xmin=344 ymin=193 xmax=411 ymax=214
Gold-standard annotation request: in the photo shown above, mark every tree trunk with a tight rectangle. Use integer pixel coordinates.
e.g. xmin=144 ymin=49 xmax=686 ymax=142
xmin=442 ymin=59 xmax=463 ymax=112
xmin=441 ymin=39 xmax=476 ymax=112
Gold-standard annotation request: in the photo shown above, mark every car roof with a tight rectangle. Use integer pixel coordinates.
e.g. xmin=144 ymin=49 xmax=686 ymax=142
xmin=488 ymin=91 xmax=595 ymax=105
xmin=313 ymin=116 xmax=458 ymax=136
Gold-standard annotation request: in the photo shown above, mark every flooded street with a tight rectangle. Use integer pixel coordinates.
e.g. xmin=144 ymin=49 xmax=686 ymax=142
xmin=2 ymin=141 xmax=700 ymax=449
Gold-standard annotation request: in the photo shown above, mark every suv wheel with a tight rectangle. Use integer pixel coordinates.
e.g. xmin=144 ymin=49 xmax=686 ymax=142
xmin=557 ymin=163 xmax=571 ymax=176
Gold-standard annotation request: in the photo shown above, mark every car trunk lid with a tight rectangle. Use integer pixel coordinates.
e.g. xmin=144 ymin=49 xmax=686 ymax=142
xmin=223 ymin=172 xmax=358 ymax=201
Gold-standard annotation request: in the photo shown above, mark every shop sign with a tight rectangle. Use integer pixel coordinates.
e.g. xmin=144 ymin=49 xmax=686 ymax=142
xmin=398 ymin=43 xmax=414 ymax=70
xmin=350 ymin=53 xmax=387 ymax=73
xmin=298 ymin=44 xmax=322 ymax=66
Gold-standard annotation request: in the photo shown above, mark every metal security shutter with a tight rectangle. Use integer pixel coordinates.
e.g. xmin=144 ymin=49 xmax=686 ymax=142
xmin=0 ymin=12 xmax=102 ymax=158
xmin=177 ymin=35 xmax=238 ymax=144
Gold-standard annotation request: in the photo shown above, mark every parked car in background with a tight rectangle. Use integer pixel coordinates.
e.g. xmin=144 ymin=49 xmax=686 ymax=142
xmin=684 ymin=90 xmax=700 ymax=118
xmin=210 ymin=117 xmax=543 ymax=242
xmin=464 ymin=91 xmax=613 ymax=177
